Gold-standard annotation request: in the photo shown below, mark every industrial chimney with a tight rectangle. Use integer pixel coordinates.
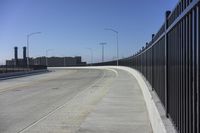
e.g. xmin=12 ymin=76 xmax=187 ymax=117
xmin=14 ymin=46 xmax=18 ymax=66
xmin=23 ymin=47 xmax=27 ymax=60
xmin=23 ymin=46 xmax=27 ymax=66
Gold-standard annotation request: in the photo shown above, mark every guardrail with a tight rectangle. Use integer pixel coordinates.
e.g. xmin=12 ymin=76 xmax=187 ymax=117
xmin=0 ymin=65 xmax=47 ymax=74
xmin=0 ymin=69 xmax=48 ymax=80
xmin=92 ymin=0 xmax=200 ymax=133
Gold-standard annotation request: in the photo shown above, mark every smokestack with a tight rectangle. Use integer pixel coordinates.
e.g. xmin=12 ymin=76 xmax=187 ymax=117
xmin=23 ymin=47 xmax=27 ymax=60
xmin=23 ymin=46 xmax=27 ymax=66
xmin=14 ymin=46 xmax=18 ymax=66
xmin=14 ymin=47 xmax=18 ymax=60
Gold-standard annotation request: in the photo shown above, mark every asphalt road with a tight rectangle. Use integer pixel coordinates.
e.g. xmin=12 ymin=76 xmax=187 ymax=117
xmin=0 ymin=68 xmax=152 ymax=133
xmin=0 ymin=69 xmax=107 ymax=133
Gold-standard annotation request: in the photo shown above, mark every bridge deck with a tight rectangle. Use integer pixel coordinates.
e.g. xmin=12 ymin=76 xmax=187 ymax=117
xmin=0 ymin=68 xmax=152 ymax=133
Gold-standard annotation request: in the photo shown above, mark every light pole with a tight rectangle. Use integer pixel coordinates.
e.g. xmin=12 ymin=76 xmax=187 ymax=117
xmin=105 ymin=28 xmax=119 ymax=66
xmin=99 ymin=42 xmax=107 ymax=62
xmin=86 ymin=48 xmax=93 ymax=65
xmin=61 ymin=55 xmax=66 ymax=67
xmin=46 ymin=49 xmax=53 ymax=67
xmin=27 ymin=32 xmax=41 ymax=67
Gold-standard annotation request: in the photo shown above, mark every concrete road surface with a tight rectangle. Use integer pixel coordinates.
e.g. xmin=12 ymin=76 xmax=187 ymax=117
xmin=0 ymin=68 xmax=152 ymax=133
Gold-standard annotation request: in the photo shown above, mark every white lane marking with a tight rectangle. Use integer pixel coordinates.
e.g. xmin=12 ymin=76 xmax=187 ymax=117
xmin=18 ymin=70 xmax=106 ymax=133
xmin=105 ymin=68 xmax=119 ymax=77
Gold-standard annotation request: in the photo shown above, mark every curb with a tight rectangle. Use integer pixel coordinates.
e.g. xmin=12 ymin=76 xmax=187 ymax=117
xmin=111 ymin=66 xmax=176 ymax=133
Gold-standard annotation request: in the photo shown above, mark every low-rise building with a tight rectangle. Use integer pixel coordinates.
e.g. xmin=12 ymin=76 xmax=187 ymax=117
xmin=34 ymin=56 xmax=86 ymax=67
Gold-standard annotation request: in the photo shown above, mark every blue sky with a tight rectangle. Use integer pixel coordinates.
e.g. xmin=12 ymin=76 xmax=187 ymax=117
xmin=0 ymin=0 xmax=178 ymax=64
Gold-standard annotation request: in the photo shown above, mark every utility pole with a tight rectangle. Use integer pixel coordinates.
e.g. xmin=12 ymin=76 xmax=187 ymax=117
xmin=26 ymin=32 xmax=41 ymax=67
xmin=105 ymin=28 xmax=119 ymax=66
xmin=46 ymin=49 xmax=53 ymax=67
xmin=99 ymin=42 xmax=107 ymax=62
xmin=86 ymin=48 xmax=93 ymax=65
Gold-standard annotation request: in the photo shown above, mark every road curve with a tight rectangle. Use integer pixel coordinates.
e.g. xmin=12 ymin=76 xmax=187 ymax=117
xmin=0 ymin=68 xmax=152 ymax=133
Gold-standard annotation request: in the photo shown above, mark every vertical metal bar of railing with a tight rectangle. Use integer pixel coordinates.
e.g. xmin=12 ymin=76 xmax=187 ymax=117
xmin=196 ymin=4 xmax=199 ymax=133
xmin=192 ymin=8 xmax=197 ymax=133
xmin=180 ymin=15 xmax=184 ymax=133
xmin=165 ymin=10 xmax=171 ymax=117
xmin=182 ymin=13 xmax=187 ymax=133
xmin=185 ymin=14 xmax=188 ymax=133
xmin=177 ymin=21 xmax=181 ymax=131
xmin=188 ymin=12 xmax=192 ymax=133
xmin=179 ymin=22 xmax=181 ymax=130
xmin=152 ymin=47 xmax=154 ymax=90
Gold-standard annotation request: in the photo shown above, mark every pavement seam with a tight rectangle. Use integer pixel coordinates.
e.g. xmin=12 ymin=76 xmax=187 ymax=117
xmin=17 ymin=70 xmax=107 ymax=133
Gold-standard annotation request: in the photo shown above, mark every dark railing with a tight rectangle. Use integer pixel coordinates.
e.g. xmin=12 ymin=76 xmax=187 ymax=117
xmin=0 ymin=65 xmax=47 ymax=74
xmin=92 ymin=0 xmax=200 ymax=133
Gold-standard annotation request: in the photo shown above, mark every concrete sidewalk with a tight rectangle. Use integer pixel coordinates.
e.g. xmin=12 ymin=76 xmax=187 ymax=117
xmin=77 ymin=69 xmax=152 ymax=133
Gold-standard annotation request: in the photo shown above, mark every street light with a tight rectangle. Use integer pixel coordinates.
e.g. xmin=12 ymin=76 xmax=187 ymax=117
xmin=105 ymin=28 xmax=119 ymax=66
xmin=99 ymin=42 xmax=107 ymax=62
xmin=27 ymin=32 xmax=41 ymax=67
xmin=46 ymin=49 xmax=53 ymax=67
xmin=61 ymin=55 xmax=66 ymax=67
xmin=86 ymin=48 xmax=93 ymax=65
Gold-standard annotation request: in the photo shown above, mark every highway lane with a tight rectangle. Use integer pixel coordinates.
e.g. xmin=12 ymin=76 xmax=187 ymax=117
xmin=0 ymin=69 xmax=111 ymax=133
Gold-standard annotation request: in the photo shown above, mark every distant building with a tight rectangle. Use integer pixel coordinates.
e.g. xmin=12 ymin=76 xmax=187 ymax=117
xmin=34 ymin=57 xmax=46 ymax=66
xmin=6 ymin=46 xmax=28 ymax=66
xmin=34 ymin=56 xmax=86 ymax=67
xmin=6 ymin=58 xmax=34 ymax=66
xmin=6 ymin=47 xmax=86 ymax=67
xmin=75 ymin=56 xmax=81 ymax=64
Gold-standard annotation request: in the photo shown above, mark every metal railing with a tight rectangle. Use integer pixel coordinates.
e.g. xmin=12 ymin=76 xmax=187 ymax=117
xmin=0 ymin=65 xmax=47 ymax=74
xmin=92 ymin=0 xmax=200 ymax=132
xmin=0 ymin=65 xmax=30 ymax=73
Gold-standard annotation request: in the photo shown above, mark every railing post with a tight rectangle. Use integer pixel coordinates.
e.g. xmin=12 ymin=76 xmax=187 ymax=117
xmin=165 ymin=10 xmax=171 ymax=118
xmin=152 ymin=34 xmax=155 ymax=41
xmin=196 ymin=5 xmax=199 ymax=133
